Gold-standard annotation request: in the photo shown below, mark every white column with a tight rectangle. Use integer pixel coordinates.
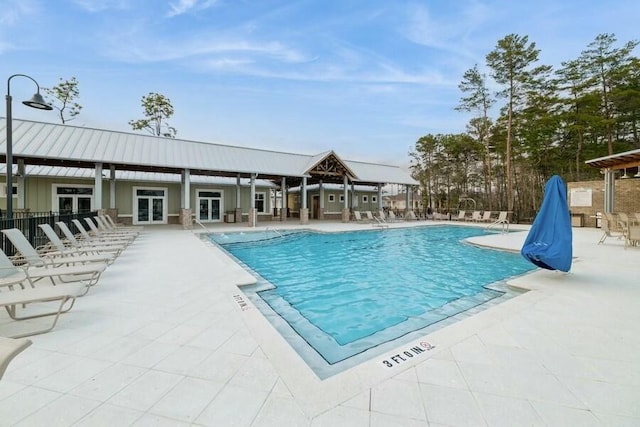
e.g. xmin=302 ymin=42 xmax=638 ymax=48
xmin=16 ymin=160 xmax=25 ymax=209
xmin=182 ymin=169 xmax=191 ymax=209
xmin=378 ymin=183 xmax=383 ymax=210
xmin=604 ymin=169 xmax=615 ymax=213
xmin=249 ymin=173 xmax=257 ymax=227
xmin=301 ymin=176 xmax=307 ymax=209
xmin=405 ymin=185 xmax=410 ymax=212
xmin=319 ymin=180 xmax=324 ymax=209
xmin=109 ymin=165 xmax=116 ymax=209
xmin=343 ymin=175 xmax=349 ymax=209
xmin=236 ymin=175 xmax=242 ymax=209
xmin=280 ymin=177 xmax=287 ymax=221
xmin=250 ymin=175 xmax=256 ymax=209
xmin=94 ymin=163 xmax=103 ymax=210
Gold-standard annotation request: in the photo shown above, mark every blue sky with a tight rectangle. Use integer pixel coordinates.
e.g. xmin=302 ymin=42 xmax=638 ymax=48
xmin=2 ymin=0 xmax=639 ymax=166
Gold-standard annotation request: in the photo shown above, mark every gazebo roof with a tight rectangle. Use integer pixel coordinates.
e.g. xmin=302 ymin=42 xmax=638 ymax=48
xmin=585 ymin=148 xmax=640 ymax=170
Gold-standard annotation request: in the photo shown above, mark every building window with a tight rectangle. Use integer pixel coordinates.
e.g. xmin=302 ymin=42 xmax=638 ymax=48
xmin=52 ymin=184 xmax=93 ymax=215
xmin=362 ymin=195 xmax=368 ymax=203
xmin=372 ymin=196 xmax=377 ymax=203
xmin=255 ymin=192 xmax=266 ymax=213
xmin=339 ymin=195 xmax=344 ymax=203
xmin=328 ymin=194 xmax=335 ymax=202
xmin=1 ymin=184 xmax=17 ymax=197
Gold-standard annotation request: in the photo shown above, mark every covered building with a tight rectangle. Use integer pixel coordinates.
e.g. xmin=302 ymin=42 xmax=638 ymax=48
xmin=1 ymin=118 xmax=418 ymax=227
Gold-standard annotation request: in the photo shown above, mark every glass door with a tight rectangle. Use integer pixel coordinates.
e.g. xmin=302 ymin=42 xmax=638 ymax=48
xmin=196 ymin=190 xmax=223 ymax=222
xmin=134 ymin=188 xmax=167 ymax=224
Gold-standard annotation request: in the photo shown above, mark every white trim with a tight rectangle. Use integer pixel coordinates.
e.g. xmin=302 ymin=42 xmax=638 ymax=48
xmin=328 ymin=194 xmax=335 ymax=202
xmin=196 ymin=188 xmax=224 ymax=222
xmin=255 ymin=191 xmax=268 ymax=213
xmin=1 ymin=184 xmax=17 ymax=198
xmin=51 ymin=183 xmax=94 ymax=213
xmin=133 ymin=186 xmax=168 ymax=225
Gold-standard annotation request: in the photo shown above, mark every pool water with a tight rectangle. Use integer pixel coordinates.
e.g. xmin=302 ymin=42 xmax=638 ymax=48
xmin=211 ymin=226 xmax=534 ymax=369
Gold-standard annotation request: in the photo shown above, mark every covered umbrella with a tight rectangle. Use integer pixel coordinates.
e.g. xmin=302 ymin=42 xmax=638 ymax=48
xmin=521 ymin=175 xmax=573 ymax=272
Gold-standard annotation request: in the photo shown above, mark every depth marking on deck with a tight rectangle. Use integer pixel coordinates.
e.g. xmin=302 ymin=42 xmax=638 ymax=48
xmin=380 ymin=341 xmax=435 ymax=369
xmin=233 ymin=294 xmax=251 ymax=311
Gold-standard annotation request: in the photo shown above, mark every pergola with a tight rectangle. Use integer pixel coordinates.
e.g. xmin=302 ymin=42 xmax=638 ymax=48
xmin=586 ymin=148 xmax=640 ymax=213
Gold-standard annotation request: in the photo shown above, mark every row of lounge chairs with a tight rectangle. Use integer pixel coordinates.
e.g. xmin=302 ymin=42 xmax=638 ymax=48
xmin=353 ymin=209 xmax=509 ymax=226
xmin=599 ymin=212 xmax=640 ymax=247
xmin=450 ymin=210 xmax=509 ymax=224
xmin=0 ymin=215 xmax=142 ymax=379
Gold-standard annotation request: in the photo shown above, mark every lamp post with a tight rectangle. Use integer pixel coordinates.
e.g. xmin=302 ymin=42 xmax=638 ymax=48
xmin=5 ymin=74 xmax=52 ymax=221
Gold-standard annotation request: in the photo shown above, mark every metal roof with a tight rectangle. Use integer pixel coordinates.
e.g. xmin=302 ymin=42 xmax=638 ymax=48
xmin=1 ymin=118 xmax=418 ymax=185
xmin=585 ymin=148 xmax=640 ymax=170
xmin=0 ymin=164 xmax=276 ymax=186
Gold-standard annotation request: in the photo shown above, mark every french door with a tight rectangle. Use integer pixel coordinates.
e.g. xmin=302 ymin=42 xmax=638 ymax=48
xmin=134 ymin=187 xmax=167 ymax=224
xmin=197 ymin=190 xmax=223 ymax=222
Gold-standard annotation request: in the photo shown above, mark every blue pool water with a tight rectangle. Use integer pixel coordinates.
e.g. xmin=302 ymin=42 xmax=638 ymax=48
xmin=211 ymin=226 xmax=535 ymax=367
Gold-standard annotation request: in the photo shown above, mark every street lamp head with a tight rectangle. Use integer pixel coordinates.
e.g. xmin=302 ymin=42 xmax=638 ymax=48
xmin=22 ymin=92 xmax=52 ymax=110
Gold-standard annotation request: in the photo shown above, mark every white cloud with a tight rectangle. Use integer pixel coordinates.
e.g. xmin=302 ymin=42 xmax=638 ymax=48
xmin=166 ymin=0 xmax=219 ymax=17
xmin=0 ymin=0 xmax=38 ymax=25
xmin=71 ymin=0 xmax=131 ymax=12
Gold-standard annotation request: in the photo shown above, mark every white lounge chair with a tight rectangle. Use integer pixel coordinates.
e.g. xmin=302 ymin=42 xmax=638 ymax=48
xmin=0 ymin=250 xmax=89 ymax=337
xmin=387 ymin=211 xmax=403 ymax=222
xmin=470 ymin=211 xmax=482 ymax=222
xmin=56 ymin=222 xmax=127 ymax=254
xmin=1 ymin=336 xmax=32 ymax=379
xmin=1 ymin=229 xmax=107 ymax=290
xmin=353 ymin=211 xmax=369 ymax=224
xmin=451 ymin=210 xmax=466 ymax=221
xmin=38 ymin=224 xmax=117 ymax=265
xmin=95 ymin=216 xmax=139 ymax=237
xmin=72 ymin=220 xmax=133 ymax=247
xmin=479 ymin=211 xmax=492 ymax=222
xmin=85 ymin=218 xmax=136 ymax=242
xmin=598 ymin=214 xmax=623 ymax=244
xmin=102 ymin=214 xmax=144 ymax=232
xmin=2 ymin=228 xmax=113 ymax=268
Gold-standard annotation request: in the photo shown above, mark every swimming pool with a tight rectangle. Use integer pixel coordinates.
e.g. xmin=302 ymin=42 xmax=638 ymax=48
xmin=210 ymin=226 xmax=535 ymax=375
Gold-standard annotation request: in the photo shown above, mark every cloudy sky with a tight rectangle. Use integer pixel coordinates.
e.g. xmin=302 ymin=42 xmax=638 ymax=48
xmin=2 ymin=0 xmax=638 ymax=166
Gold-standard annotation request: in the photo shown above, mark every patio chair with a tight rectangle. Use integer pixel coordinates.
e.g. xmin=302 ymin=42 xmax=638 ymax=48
xmin=38 ymin=224 xmax=117 ymax=265
xmin=353 ymin=211 xmax=369 ymax=224
xmin=103 ymin=214 xmax=144 ymax=232
xmin=0 ymin=229 xmax=106 ymax=290
xmin=95 ymin=216 xmax=140 ymax=237
xmin=627 ymin=225 xmax=640 ymax=248
xmin=451 ymin=210 xmax=466 ymax=221
xmin=406 ymin=211 xmax=418 ymax=221
xmin=617 ymin=213 xmax=638 ymax=247
xmin=479 ymin=211 xmax=492 ymax=222
xmin=1 ymin=336 xmax=32 ymax=379
xmin=470 ymin=211 xmax=482 ymax=222
xmin=83 ymin=218 xmax=136 ymax=243
xmin=0 ymin=250 xmax=89 ymax=337
xmin=56 ymin=222 xmax=126 ymax=254
xmin=598 ymin=214 xmax=624 ymax=244
xmin=2 ymin=228 xmax=112 ymax=268
xmin=387 ymin=211 xmax=403 ymax=222
xmin=72 ymin=220 xmax=133 ymax=247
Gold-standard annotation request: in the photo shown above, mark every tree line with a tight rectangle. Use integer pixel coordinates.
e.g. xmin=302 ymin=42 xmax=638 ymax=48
xmin=410 ymin=33 xmax=639 ymax=222
xmin=43 ymin=78 xmax=177 ymax=138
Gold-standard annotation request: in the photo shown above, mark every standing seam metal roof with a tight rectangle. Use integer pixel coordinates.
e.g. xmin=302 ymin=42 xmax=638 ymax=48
xmin=0 ymin=118 xmax=418 ymax=185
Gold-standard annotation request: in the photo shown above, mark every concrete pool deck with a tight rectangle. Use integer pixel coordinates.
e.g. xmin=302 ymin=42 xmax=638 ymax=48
xmin=0 ymin=221 xmax=639 ymax=426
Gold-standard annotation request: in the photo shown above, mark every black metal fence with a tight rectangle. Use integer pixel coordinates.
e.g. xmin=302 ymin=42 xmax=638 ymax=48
xmin=0 ymin=211 xmax=97 ymax=257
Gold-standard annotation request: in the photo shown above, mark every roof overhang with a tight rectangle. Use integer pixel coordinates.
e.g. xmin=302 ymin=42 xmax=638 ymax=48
xmin=585 ymin=149 xmax=640 ymax=170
